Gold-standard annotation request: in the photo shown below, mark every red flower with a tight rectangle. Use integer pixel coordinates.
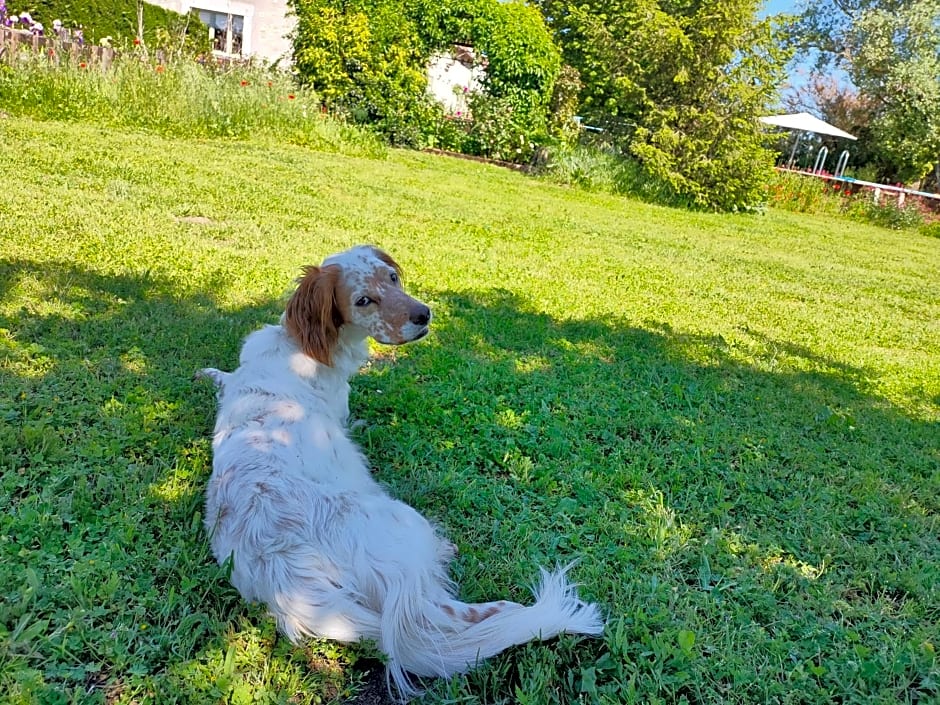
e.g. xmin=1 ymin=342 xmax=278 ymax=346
xmin=288 ymin=94 xmax=295 ymax=100
xmin=240 ymin=80 xmax=249 ymax=86
xmin=155 ymin=64 xmax=165 ymax=73
xmin=267 ymin=81 xmax=273 ymax=87
xmin=48 ymin=48 xmax=55 ymax=57
xmin=134 ymin=37 xmax=141 ymax=45
xmin=79 ymin=61 xmax=87 ymax=69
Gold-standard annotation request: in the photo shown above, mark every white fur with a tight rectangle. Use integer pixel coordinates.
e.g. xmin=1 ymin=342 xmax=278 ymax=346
xmin=201 ymin=246 xmax=603 ymax=699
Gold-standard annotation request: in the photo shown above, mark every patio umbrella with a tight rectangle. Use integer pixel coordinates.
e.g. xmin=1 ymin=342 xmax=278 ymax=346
xmin=759 ymin=112 xmax=857 ymax=168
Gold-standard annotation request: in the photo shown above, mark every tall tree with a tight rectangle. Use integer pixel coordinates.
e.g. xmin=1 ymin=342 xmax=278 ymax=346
xmin=789 ymin=0 xmax=940 ymax=184
xmin=537 ymin=0 xmax=790 ymax=210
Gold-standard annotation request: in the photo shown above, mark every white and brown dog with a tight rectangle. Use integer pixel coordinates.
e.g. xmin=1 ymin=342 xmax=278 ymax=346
xmin=199 ymin=245 xmax=603 ymax=698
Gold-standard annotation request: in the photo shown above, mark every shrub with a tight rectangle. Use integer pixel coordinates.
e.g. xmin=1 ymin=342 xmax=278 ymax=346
xmin=470 ymin=0 xmax=560 ymax=157
xmin=630 ymin=110 xmax=777 ymax=212
xmin=548 ymin=63 xmax=582 ymax=143
xmin=843 ymin=193 xmax=925 ymax=230
xmin=539 ymin=143 xmax=689 ymax=206
xmin=920 ymin=220 xmax=940 ymax=238
xmin=459 ymin=92 xmax=539 ymax=162
xmin=289 ymin=0 xmax=561 ymax=160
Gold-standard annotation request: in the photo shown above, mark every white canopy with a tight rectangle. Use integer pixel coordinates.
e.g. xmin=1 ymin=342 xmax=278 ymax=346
xmin=759 ymin=112 xmax=857 ymax=140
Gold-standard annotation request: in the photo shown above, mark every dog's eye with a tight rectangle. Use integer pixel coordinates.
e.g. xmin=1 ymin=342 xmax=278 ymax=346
xmin=390 ymin=272 xmax=399 ymax=284
xmin=355 ymin=296 xmax=373 ymax=307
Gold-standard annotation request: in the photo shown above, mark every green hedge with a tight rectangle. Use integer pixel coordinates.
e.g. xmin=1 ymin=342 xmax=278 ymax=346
xmin=15 ymin=0 xmax=206 ymax=49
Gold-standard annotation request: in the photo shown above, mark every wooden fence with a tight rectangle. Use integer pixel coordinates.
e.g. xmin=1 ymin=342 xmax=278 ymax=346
xmin=0 ymin=26 xmax=116 ymax=68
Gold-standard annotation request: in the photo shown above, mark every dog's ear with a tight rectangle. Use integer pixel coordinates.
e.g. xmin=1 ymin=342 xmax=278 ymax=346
xmin=284 ymin=265 xmax=344 ymax=366
xmin=373 ymin=247 xmax=404 ymax=283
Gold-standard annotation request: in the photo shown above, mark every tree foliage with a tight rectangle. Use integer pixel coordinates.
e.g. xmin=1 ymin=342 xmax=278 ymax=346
xmin=789 ymin=0 xmax=940 ymax=184
xmin=536 ymin=0 xmax=789 ymax=210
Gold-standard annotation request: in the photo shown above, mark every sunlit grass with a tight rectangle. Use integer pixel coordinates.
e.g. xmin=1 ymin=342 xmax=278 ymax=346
xmin=0 ymin=116 xmax=937 ymax=704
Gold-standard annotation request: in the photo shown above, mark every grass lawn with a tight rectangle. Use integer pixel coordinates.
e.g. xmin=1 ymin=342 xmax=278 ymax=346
xmin=1 ymin=116 xmax=938 ymax=704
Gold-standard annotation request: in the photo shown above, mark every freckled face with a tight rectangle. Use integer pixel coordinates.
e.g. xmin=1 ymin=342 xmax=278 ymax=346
xmin=326 ymin=247 xmax=431 ymax=345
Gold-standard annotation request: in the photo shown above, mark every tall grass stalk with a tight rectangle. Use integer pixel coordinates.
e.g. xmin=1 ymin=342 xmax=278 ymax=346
xmin=539 ymin=143 xmax=689 ymax=207
xmin=0 ymin=55 xmax=385 ymax=157
xmin=765 ymin=171 xmax=843 ymax=215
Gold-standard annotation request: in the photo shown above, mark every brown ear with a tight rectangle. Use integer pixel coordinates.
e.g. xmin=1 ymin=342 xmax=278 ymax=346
xmin=373 ymin=247 xmax=404 ymax=283
xmin=284 ymin=265 xmax=344 ymax=365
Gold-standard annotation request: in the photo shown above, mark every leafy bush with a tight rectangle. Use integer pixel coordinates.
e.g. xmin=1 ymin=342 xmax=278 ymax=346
xmin=538 ymin=0 xmax=790 ymax=211
xmin=470 ymin=0 xmax=559 ymax=157
xmin=289 ymin=0 xmax=560 ymax=160
xmin=920 ymin=220 xmax=940 ymax=238
xmin=843 ymin=193 xmax=926 ymax=230
xmin=630 ymin=111 xmax=777 ymax=212
xmin=547 ymin=63 xmax=582 ymax=143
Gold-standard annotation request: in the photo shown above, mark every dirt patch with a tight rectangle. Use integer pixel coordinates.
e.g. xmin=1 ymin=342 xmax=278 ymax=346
xmin=421 ymin=147 xmax=536 ymax=173
xmin=173 ymin=215 xmax=216 ymax=225
xmin=344 ymin=664 xmax=396 ymax=705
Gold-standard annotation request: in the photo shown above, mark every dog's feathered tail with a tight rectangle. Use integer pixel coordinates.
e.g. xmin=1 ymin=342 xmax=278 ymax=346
xmin=379 ymin=565 xmax=604 ymax=698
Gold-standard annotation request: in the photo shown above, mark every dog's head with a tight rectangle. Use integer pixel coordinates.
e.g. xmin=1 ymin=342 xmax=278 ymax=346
xmin=284 ymin=246 xmax=431 ymax=365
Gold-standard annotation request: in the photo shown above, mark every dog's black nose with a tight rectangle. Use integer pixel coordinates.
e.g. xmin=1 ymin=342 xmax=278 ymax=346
xmin=411 ymin=305 xmax=431 ymax=326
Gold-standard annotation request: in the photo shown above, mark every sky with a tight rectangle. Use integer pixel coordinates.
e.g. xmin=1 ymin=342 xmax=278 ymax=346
xmin=758 ymin=0 xmax=838 ymax=107
xmin=760 ymin=0 xmax=802 ymax=19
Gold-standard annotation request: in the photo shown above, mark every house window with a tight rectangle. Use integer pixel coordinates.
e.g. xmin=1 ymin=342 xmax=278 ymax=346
xmin=197 ymin=9 xmax=243 ymax=55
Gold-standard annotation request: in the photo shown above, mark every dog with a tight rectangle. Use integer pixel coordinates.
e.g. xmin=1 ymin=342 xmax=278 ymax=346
xmin=199 ymin=245 xmax=603 ymax=698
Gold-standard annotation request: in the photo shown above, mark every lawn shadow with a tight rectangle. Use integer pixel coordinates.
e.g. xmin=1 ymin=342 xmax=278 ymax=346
xmin=354 ymin=286 xmax=938 ymax=699
xmin=2 ymin=260 xmax=936 ymax=703
xmin=0 ymin=257 xmax=374 ymax=702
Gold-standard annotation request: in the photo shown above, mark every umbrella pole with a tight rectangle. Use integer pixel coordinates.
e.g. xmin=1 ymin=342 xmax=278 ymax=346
xmin=787 ymin=131 xmax=803 ymax=169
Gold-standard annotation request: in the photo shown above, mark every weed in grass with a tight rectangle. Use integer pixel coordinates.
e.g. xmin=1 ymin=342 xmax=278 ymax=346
xmin=0 ymin=117 xmax=937 ymax=704
xmin=921 ymin=221 xmax=940 ymax=238
xmin=843 ymin=193 xmax=927 ymax=231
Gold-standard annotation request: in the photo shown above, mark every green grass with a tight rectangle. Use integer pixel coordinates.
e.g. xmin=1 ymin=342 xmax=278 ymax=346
xmin=1 ymin=116 xmax=938 ymax=704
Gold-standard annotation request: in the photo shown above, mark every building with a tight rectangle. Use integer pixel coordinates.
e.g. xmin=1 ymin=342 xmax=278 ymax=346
xmin=149 ymin=0 xmax=295 ymax=63
xmin=149 ymin=2 xmax=488 ymax=114
xmin=426 ymin=43 xmax=486 ymax=117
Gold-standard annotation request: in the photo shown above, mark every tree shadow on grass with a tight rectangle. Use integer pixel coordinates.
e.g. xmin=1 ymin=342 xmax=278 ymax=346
xmin=354 ymin=287 xmax=939 ymax=703
xmin=0 ymin=257 xmax=368 ymax=703
xmin=1 ymin=260 xmax=936 ymax=703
